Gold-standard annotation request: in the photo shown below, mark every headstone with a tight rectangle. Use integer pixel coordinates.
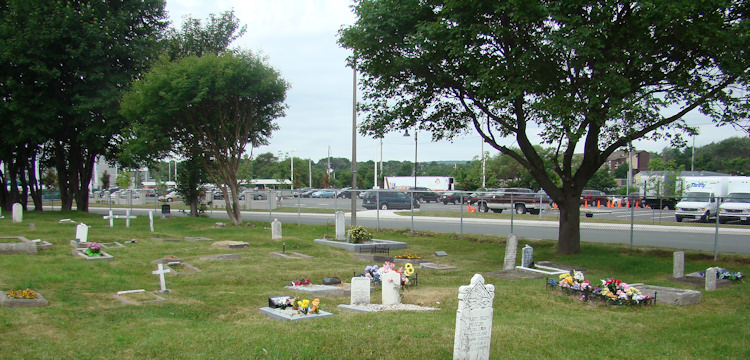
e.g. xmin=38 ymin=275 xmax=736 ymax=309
xmin=673 ymin=251 xmax=685 ymax=278
xmin=152 ymin=263 xmax=172 ymax=293
xmin=149 ymin=211 xmax=154 ymax=233
xmin=705 ymin=267 xmax=718 ymax=291
xmin=502 ymin=234 xmax=519 ymax=271
xmin=12 ymin=203 xmax=22 ymax=223
xmin=521 ymin=244 xmax=533 ymax=268
xmin=271 ymin=218 xmax=282 ymax=239
xmin=453 ymin=274 xmax=495 ymax=360
xmin=350 ymin=277 xmax=371 ymax=305
xmin=28 ymin=223 xmax=35 ymax=231
xmin=75 ymin=223 xmax=89 ymax=244
xmin=381 ymin=271 xmax=402 ymax=305
xmin=335 ymin=211 xmax=346 ymax=240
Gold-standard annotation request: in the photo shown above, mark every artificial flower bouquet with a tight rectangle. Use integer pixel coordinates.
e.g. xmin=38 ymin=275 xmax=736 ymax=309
xmin=296 ymin=298 xmax=320 ymax=315
xmin=84 ymin=242 xmax=101 ymax=257
xmin=289 ymin=279 xmax=311 ymax=286
xmin=348 ymin=225 xmax=372 ymax=244
xmin=699 ymin=267 xmax=744 ymax=281
xmin=548 ymin=271 xmax=653 ymax=306
xmin=5 ymin=289 xmax=38 ymax=300
xmin=395 ymin=253 xmax=422 ymax=260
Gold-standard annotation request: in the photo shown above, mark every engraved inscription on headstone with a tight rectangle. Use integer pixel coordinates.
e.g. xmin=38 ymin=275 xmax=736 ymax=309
xmin=453 ymin=274 xmax=495 ymax=360
xmin=503 ymin=234 xmax=519 ymax=271
xmin=350 ymin=277 xmax=371 ymax=305
xmin=521 ymin=244 xmax=533 ymax=268
xmin=673 ymin=251 xmax=685 ymax=278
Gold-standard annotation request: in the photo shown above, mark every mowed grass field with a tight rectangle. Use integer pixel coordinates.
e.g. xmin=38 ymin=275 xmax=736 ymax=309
xmin=1 ymin=211 xmax=748 ymax=359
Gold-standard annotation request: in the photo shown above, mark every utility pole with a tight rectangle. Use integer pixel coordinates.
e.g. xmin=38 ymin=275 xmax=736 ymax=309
xmin=350 ymin=57 xmax=358 ymax=226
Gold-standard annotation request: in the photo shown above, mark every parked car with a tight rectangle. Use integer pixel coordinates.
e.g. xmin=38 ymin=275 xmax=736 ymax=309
xmin=311 ymin=190 xmax=336 ymax=198
xmin=475 ymin=188 xmax=551 ymax=214
xmin=337 ymin=187 xmax=361 ymax=199
xmin=407 ymin=187 xmax=440 ymax=203
xmin=439 ymin=191 xmax=468 ymax=205
xmin=362 ymin=190 xmax=420 ymax=210
xmin=580 ymin=190 xmax=609 ymax=206
xmin=467 ymin=191 xmax=491 ymax=205
xmin=158 ymin=191 xmax=182 ymax=202
xmin=239 ymin=190 xmax=268 ymax=201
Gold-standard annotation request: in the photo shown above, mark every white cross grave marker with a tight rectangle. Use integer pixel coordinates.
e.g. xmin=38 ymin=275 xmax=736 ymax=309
xmin=152 ymin=263 xmax=172 ymax=293
xmin=103 ymin=210 xmax=115 ymax=228
xmin=123 ymin=209 xmax=136 ymax=228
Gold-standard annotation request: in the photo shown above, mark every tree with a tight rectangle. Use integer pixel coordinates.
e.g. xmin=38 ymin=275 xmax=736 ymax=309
xmin=340 ymin=0 xmax=749 ymax=254
xmin=176 ymin=158 xmax=208 ymax=216
xmin=116 ymin=172 xmax=131 ymax=189
xmin=99 ymin=171 xmax=111 ymax=191
xmin=585 ymin=168 xmax=618 ymax=193
xmin=121 ymin=52 xmax=288 ymax=225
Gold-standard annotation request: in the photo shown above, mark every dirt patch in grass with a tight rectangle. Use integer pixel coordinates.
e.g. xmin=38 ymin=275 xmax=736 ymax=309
xmin=402 ymin=287 xmax=455 ymax=307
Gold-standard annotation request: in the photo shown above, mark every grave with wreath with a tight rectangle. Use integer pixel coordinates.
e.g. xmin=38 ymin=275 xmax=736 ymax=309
xmin=72 ymin=242 xmax=113 ymax=261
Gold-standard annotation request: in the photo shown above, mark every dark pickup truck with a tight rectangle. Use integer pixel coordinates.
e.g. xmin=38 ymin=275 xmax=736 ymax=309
xmin=475 ymin=188 xmax=552 ymax=214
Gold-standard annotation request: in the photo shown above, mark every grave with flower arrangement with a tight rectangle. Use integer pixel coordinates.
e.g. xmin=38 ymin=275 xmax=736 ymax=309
xmin=546 ymin=272 xmax=657 ymax=306
xmin=260 ymin=297 xmax=333 ymax=322
xmin=72 ymin=242 xmax=113 ymax=261
xmin=1 ymin=289 xmax=48 ymax=307
xmin=284 ymin=279 xmax=350 ymax=297
xmin=668 ymin=252 xmax=739 ymax=288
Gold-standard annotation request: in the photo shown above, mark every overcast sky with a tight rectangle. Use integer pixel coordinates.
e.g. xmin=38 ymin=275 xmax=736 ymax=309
xmin=165 ymin=0 xmax=747 ymax=164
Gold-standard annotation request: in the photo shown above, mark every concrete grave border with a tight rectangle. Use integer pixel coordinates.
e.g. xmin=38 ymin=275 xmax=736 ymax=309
xmin=259 ymin=307 xmax=333 ymax=322
xmin=71 ymin=248 xmax=113 ymax=261
xmin=113 ymin=289 xmax=167 ymax=305
xmin=166 ymin=261 xmax=201 ymax=275
xmin=200 ymin=254 xmax=241 ymax=261
xmin=284 ymin=284 xmax=350 ymax=297
xmin=0 ymin=236 xmax=39 ymax=254
xmin=1 ymin=291 xmax=48 ymax=307
xmin=100 ymin=242 xmax=125 ymax=249
xmin=270 ymin=251 xmax=313 ymax=259
xmin=314 ymin=238 xmax=407 ymax=252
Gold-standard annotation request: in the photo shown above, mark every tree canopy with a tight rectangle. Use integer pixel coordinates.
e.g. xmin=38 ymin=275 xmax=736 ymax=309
xmin=340 ymin=0 xmax=750 ymax=254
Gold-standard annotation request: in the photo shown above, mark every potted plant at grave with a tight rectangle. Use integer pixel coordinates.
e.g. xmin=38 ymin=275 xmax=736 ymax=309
xmin=84 ymin=242 xmax=102 ymax=257
xmin=2 ymin=288 xmax=48 ymax=307
xmin=348 ymin=225 xmax=372 ymax=244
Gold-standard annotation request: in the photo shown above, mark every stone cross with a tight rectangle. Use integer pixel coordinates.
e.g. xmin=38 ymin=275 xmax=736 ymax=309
xmin=335 ymin=211 xmax=346 ymax=240
xmin=123 ymin=209 xmax=137 ymax=228
xmin=103 ymin=210 xmax=115 ymax=228
xmin=350 ymin=277 xmax=371 ymax=305
xmin=75 ymin=223 xmax=89 ymax=244
xmin=12 ymin=203 xmax=22 ymax=223
xmin=705 ymin=267 xmax=718 ymax=291
xmin=673 ymin=251 xmax=685 ymax=278
xmin=453 ymin=274 xmax=495 ymax=360
xmin=521 ymin=244 xmax=533 ymax=268
xmin=152 ymin=263 xmax=172 ymax=293
xmin=381 ymin=271 xmax=402 ymax=305
xmin=149 ymin=211 xmax=154 ymax=233
xmin=503 ymin=234 xmax=519 ymax=271
xmin=271 ymin=218 xmax=282 ymax=239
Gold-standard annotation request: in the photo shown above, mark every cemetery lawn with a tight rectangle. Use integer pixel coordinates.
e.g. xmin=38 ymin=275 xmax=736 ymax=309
xmin=0 ymin=211 xmax=748 ymax=359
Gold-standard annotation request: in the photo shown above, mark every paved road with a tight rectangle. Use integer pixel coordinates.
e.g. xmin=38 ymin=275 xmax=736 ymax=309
xmin=90 ymin=206 xmax=750 ymax=255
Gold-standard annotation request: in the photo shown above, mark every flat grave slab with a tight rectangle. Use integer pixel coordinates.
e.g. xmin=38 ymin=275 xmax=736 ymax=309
xmin=259 ymin=307 xmax=333 ymax=322
xmin=668 ymin=272 xmax=733 ymax=288
xmin=100 ymin=241 xmax=125 ymax=249
xmin=1 ymin=292 xmax=48 ymax=307
xmin=152 ymin=257 xmax=184 ymax=265
xmin=314 ymin=238 xmax=407 ymax=252
xmin=420 ymin=262 xmax=457 ymax=270
xmin=185 ymin=236 xmax=213 ymax=242
xmin=351 ymin=253 xmax=394 ymax=263
xmin=393 ymin=258 xmax=428 ymax=264
xmin=630 ymin=284 xmax=702 ymax=306
xmin=434 ymin=251 xmax=449 ymax=257
xmin=337 ymin=303 xmax=439 ymax=312
xmin=270 ymin=251 xmax=313 ymax=259
xmin=166 ymin=262 xmax=201 ymax=275
xmin=0 ymin=237 xmax=38 ymax=255
xmin=71 ymin=248 xmax=113 ymax=261
xmin=284 ymin=284 xmax=350 ymax=297
xmin=113 ymin=289 xmax=167 ymax=305
xmin=211 ymin=241 xmax=249 ymax=249
xmin=535 ymin=261 xmax=586 ymax=273
xmin=485 ymin=270 xmax=542 ymax=280
xmin=3 ymin=236 xmax=53 ymax=251
xmin=151 ymin=237 xmax=180 ymax=242
xmin=200 ymin=254 xmax=241 ymax=261
xmin=515 ymin=264 xmax=568 ymax=276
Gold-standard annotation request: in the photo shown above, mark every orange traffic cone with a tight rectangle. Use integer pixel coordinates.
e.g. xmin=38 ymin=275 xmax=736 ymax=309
xmin=617 ymin=201 xmax=621 ymax=208
xmin=597 ymin=200 xmax=601 ymax=209
xmin=467 ymin=204 xmax=473 ymax=212
xmin=635 ymin=201 xmax=640 ymax=208
xmin=553 ymin=203 xmax=558 ymax=209
xmin=645 ymin=204 xmax=650 ymax=209
xmin=584 ymin=201 xmax=588 ymax=209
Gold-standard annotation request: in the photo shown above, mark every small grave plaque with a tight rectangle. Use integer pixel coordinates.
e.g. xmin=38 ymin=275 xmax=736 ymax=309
xmin=323 ymin=277 xmax=341 ymax=285
xmin=453 ymin=274 xmax=495 ymax=360
xmin=259 ymin=307 xmax=333 ymax=322
xmin=350 ymin=277 xmax=371 ymax=305
xmin=435 ymin=251 xmax=449 ymax=257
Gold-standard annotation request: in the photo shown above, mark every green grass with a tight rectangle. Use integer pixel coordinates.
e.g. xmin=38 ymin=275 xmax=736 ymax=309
xmin=1 ymin=212 xmax=748 ymax=359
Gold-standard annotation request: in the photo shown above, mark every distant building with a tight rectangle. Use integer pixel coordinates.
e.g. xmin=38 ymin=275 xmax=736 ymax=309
xmin=605 ymin=150 xmax=649 ymax=174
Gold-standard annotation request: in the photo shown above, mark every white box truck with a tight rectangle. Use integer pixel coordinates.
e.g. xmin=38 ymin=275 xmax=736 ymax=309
xmin=384 ymin=176 xmax=454 ymax=191
xmin=674 ymin=177 xmax=730 ymax=222
xmin=718 ymin=178 xmax=750 ymax=224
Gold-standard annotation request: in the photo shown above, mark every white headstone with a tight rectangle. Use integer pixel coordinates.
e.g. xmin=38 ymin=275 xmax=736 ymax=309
xmin=673 ymin=251 xmax=685 ymax=278
xmin=521 ymin=244 xmax=533 ymax=268
xmin=152 ymin=263 xmax=172 ymax=293
xmin=125 ymin=208 xmax=132 ymax=228
xmin=503 ymin=234 xmax=519 ymax=271
xmin=149 ymin=211 xmax=154 ymax=233
xmin=75 ymin=223 xmax=89 ymax=244
xmin=705 ymin=267 xmax=718 ymax=291
xmin=453 ymin=274 xmax=495 ymax=360
xmin=350 ymin=277 xmax=371 ymax=305
xmin=271 ymin=218 xmax=282 ymax=239
xmin=12 ymin=203 xmax=22 ymax=223
xmin=381 ymin=271 xmax=402 ymax=305
xmin=335 ymin=211 xmax=346 ymax=240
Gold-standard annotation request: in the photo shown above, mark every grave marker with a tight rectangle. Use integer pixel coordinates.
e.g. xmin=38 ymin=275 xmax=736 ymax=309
xmin=453 ymin=274 xmax=495 ymax=360
xmin=705 ymin=267 xmax=718 ymax=291
xmin=350 ymin=277 xmax=371 ymax=305
xmin=103 ymin=210 xmax=115 ymax=228
xmin=381 ymin=271 xmax=401 ymax=305
xmin=124 ymin=209 xmax=136 ymax=228
xmin=335 ymin=211 xmax=345 ymax=240
xmin=75 ymin=223 xmax=89 ymax=244
xmin=149 ymin=211 xmax=154 ymax=233
xmin=271 ymin=218 xmax=282 ymax=239
xmin=152 ymin=263 xmax=172 ymax=293
xmin=435 ymin=251 xmax=449 ymax=257
xmin=503 ymin=234 xmax=518 ymax=271
xmin=12 ymin=203 xmax=22 ymax=223
xmin=673 ymin=251 xmax=685 ymax=278
xmin=521 ymin=244 xmax=533 ymax=268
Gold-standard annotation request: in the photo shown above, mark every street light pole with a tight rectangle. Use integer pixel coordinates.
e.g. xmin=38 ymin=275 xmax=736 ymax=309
xmin=351 ymin=57 xmax=358 ymax=227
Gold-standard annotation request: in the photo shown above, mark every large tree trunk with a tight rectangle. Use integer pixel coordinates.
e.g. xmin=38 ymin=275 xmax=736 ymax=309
xmin=55 ymin=142 xmax=74 ymax=211
xmin=557 ymin=196 xmax=582 ymax=254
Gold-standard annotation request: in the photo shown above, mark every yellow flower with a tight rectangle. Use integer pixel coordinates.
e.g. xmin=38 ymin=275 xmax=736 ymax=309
xmin=404 ymin=263 xmax=415 ymax=276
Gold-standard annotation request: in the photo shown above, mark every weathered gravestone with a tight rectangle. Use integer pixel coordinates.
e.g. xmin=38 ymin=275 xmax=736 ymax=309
xmin=673 ymin=251 xmax=685 ymax=278
xmin=76 ymin=223 xmax=89 ymax=243
xmin=381 ymin=271 xmax=402 ymax=306
xmin=521 ymin=244 xmax=533 ymax=268
xmin=335 ymin=211 xmax=346 ymax=240
xmin=12 ymin=203 xmax=22 ymax=223
xmin=502 ymin=234 xmax=518 ymax=271
xmin=454 ymin=274 xmax=495 ymax=360
xmin=152 ymin=263 xmax=172 ymax=293
xmin=271 ymin=218 xmax=282 ymax=239
xmin=350 ymin=277 xmax=371 ymax=305
xmin=705 ymin=267 xmax=718 ymax=291
xmin=149 ymin=211 xmax=154 ymax=233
